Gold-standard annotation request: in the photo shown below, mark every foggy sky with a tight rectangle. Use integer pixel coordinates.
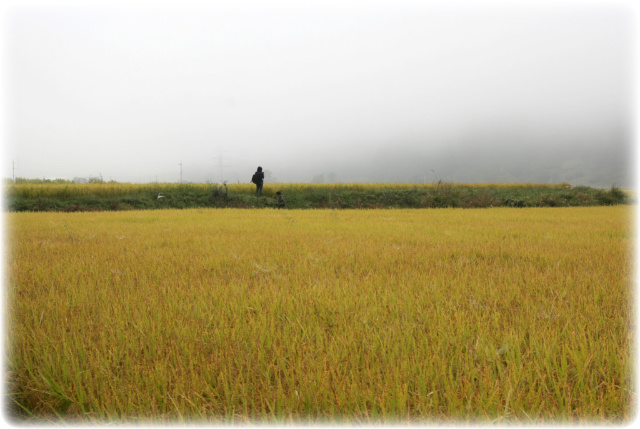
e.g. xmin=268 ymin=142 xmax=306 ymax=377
xmin=3 ymin=1 xmax=635 ymax=186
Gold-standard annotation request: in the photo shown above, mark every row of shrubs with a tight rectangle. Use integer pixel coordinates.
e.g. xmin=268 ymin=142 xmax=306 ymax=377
xmin=5 ymin=183 xmax=629 ymax=212
xmin=262 ymin=184 xmax=628 ymax=209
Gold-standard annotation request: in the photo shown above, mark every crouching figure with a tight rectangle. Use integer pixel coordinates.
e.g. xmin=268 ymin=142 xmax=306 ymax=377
xmin=275 ymin=191 xmax=286 ymax=209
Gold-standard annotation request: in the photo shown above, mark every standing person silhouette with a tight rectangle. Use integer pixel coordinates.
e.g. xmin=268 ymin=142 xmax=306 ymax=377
xmin=252 ymin=166 xmax=265 ymax=197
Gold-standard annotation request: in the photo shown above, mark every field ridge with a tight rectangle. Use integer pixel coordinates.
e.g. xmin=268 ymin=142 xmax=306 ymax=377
xmin=4 ymin=182 xmax=629 ymax=212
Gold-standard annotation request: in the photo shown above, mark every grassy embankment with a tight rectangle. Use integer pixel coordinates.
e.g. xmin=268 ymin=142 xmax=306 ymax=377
xmin=5 ymin=182 xmax=629 ymax=211
xmin=7 ymin=206 xmax=633 ymax=423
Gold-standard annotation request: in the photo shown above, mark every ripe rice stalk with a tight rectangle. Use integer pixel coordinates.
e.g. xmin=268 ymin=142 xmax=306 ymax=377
xmin=6 ymin=206 xmax=632 ymax=423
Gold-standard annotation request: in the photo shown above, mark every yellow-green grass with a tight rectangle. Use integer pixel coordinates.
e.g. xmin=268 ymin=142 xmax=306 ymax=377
xmin=6 ymin=182 xmax=569 ymax=199
xmin=6 ymin=206 xmax=633 ymax=423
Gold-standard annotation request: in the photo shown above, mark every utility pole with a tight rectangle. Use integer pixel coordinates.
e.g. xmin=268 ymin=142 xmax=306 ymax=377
xmin=212 ymin=150 xmax=230 ymax=183
xmin=179 ymin=161 xmax=183 ymax=184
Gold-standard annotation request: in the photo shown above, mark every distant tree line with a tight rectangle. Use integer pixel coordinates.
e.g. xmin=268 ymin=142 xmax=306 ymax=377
xmin=5 ymin=176 xmax=116 ymax=185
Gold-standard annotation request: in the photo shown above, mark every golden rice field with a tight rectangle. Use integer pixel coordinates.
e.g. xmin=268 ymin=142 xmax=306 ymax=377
xmin=5 ymin=206 xmax=634 ymax=424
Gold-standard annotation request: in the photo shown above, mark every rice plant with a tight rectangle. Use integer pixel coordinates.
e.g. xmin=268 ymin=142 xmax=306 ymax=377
xmin=6 ymin=206 xmax=633 ymax=423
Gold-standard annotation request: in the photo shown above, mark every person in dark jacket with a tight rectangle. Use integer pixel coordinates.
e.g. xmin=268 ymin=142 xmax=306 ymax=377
xmin=275 ymin=191 xmax=286 ymax=209
xmin=252 ymin=166 xmax=265 ymax=197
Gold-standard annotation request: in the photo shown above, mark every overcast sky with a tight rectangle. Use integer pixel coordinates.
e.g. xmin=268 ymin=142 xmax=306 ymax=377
xmin=2 ymin=0 xmax=635 ymax=184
